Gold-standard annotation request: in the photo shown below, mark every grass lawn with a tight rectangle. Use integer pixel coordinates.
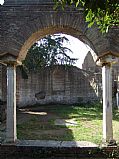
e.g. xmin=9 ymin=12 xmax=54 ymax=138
xmin=17 ymin=103 xmax=119 ymax=145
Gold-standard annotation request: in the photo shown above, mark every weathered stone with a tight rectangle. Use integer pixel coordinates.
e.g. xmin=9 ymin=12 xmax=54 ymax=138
xmin=16 ymin=140 xmax=98 ymax=147
xmin=35 ymin=91 xmax=46 ymax=100
xmin=54 ymin=119 xmax=78 ymax=126
xmin=0 ymin=0 xmax=118 ymax=63
xmin=16 ymin=65 xmax=101 ymax=107
xmin=0 ymin=0 xmax=118 ymax=145
xmin=6 ymin=64 xmax=17 ymax=142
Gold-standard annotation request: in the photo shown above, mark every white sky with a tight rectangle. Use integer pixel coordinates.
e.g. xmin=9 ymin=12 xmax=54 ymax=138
xmin=0 ymin=0 xmax=4 ymax=5
xmin=0 ymin=0 xmax=90 ymax=68
xmin=63 ymin=35 xmax=90 ymax=68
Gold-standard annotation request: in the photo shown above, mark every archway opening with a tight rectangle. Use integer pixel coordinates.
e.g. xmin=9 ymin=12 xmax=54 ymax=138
xmin=16 ymin=32 xmax=104 ymax=146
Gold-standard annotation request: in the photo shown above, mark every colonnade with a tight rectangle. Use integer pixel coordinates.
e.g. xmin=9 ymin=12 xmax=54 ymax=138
xmin=4 ymin=52 xmax=119 ymax=144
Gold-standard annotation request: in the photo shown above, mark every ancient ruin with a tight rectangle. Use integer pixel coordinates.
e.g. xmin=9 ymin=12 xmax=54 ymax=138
xmin=0 ymin=0 xmax=119 ymax=144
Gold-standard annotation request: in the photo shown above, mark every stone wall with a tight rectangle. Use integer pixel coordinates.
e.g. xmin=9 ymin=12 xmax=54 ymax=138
xmin=0 ymin=0 xmax=119 ymax=62
xmin=82 ymin=51 xmax=119 ymax=100
xmin=0 ymin=144 xmax=118 ymax=158
xmin=16 ymin=65 xmax=101 ymax=107
xmin=0 ymin=64 xmax=101 ymax=108
xmin=82 ymin=51 xmax=101 ymax=73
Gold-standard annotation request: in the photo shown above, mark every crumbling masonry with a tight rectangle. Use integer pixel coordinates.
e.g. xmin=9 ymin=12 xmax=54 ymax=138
xmin=0 ymin=0 xmax=119 ymax=143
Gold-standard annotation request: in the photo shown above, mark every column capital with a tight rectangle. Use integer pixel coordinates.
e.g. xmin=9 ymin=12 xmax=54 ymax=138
xmin=0 ymin=53 xmax=22 ymax=66
xmin=96 ymin=51 xmax=119 ymax=67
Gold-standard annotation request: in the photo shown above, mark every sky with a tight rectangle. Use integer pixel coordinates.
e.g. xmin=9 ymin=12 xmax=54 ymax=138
xmin=62 ymin=35 xmax=89 ymax=68
xmin=0 ymin=0 xmax=4 ymax=5
xmin=0 ymin=0 xmax=90 ymax=68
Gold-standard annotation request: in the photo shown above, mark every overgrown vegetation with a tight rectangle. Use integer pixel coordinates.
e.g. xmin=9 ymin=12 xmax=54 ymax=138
xmin=17 ymin=103 xmax=119 ymax=145
xmin=53 ymin=0 xmax=119 ymax=33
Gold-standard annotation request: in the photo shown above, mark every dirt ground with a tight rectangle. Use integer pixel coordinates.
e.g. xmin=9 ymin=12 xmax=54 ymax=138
xmin=0 ymin=105 xmax=109 ymax=146
xmin=17 ymin=105 xmax=74 ymax=140
xmin=17 ymin=105 xmax=60 ymax=124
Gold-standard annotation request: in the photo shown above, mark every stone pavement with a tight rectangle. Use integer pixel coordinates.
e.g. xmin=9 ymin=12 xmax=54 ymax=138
xmin=54 ymin=119 xmax=78 ymax=126
xmin=1 ymin=140 xmax=118 ymax=159
xmin=17 ymin=140 xmax=98 ymax=148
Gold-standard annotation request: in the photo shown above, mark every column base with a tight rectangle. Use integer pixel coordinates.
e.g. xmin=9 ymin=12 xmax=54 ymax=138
xmin=2 ymin=138 xmax=18 ymax=145
xmin=4 ymin=134 xmax=17 ymax=144
xmin=102 ymin=139 xmax=117 ymax=147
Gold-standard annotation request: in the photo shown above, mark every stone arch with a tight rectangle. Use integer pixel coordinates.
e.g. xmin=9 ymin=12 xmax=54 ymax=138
xmin=0 ymin=0 xmax=119 ymax=144
xmin=0 ymin=0 xmax=118 ymax=62
xmin=18 ymin=26 xmax=98 ymax=62
xmin=1 ymin=1 xmax=116 ymax=63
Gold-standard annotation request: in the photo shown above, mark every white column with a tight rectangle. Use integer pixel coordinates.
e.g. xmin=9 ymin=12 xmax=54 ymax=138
xmin=6 ymin=64 xmax=17 ymax=142
xmin=102 ymin=64 xmax=113 ymax=142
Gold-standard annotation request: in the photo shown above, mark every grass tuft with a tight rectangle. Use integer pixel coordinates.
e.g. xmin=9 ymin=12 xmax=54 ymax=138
xmin=17 ymin=103 xmax=119 ymax=145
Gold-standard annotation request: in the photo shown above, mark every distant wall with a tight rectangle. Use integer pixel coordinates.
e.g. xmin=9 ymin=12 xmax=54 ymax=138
xmin=82 ymin=51 xmax=119 ymax=102
xmin=16 ymin=65 xmax=101 ymax=107
xmin=82 ymin=51 xmax=100 ymax=72
xmin=0 ymin=65 xmax=7 ymax=101
xmin=0 ymin=62 xmax=119 ymax=109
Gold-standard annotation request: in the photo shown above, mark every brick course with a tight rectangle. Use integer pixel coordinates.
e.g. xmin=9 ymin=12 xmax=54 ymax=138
xmin=0 ymin=0 xmax=118 ymax=63
xmin=16 ymin=65 xmax=101 ymax=107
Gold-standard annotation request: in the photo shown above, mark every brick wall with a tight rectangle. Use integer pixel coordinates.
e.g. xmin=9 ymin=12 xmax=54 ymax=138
xmin=16 ymin=65 xmax=101 ymax=107
xmin=0 ymin=1 xmax=118 ymax=62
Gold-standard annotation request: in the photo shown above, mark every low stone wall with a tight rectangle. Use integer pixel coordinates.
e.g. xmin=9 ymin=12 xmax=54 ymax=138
xmin=0 ymin=143 xmax=119 ymax=159
xmin=16 ymin=65 xmax=101 ymax=107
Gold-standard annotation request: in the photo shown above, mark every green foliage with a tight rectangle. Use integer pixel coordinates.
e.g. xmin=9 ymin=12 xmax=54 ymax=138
xmin=23 ymin=34 xmax=77 ymax=71
xmin=17 ymin=103 xmax=119 ymax=145
xmin=53 ymin=0 xmax=119 ymax=33
xmin=17 ymin=103 xmax=103 ymax=143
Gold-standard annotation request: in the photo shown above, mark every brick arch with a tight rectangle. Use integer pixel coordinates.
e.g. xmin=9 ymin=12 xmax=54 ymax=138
xmin=1 ymin=0 xmax=119 ymax=144
xmin=0 ymin=1 xmax=119 ymax=63
xmin=17 ymin=26 xmax=97 ymax=62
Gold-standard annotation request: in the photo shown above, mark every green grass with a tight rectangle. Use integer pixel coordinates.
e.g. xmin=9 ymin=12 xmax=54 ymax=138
xmin=17 ymin=103 xmax=119 ymax=145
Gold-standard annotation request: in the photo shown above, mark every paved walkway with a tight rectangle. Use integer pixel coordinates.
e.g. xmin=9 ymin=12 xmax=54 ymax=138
xmin=17 ymin=140 xmax=98 ymax=147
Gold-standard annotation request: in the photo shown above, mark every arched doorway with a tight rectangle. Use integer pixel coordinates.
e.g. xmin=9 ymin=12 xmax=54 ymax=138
xmin=0 ymin=0 xmax=118 ymax=144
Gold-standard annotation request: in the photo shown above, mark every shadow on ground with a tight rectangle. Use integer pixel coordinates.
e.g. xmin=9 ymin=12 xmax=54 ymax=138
xmin=17 ymin=104 xmax=103 ymax=145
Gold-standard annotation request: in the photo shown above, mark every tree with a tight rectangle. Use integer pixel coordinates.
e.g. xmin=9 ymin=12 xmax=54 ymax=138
xmin=53 ymin=0 xmax=119 ymax=33
xmin=23 ymin=34 xmax=77 ymax=71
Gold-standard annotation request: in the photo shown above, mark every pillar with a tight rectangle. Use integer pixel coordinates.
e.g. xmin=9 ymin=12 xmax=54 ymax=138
xmin=96 ymin=52 xmax=118 ymax=144
xmin=102 ymin=63 xmax=113 ymax=142
xmin=6 ymin=64 xmax=17 ymax=142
